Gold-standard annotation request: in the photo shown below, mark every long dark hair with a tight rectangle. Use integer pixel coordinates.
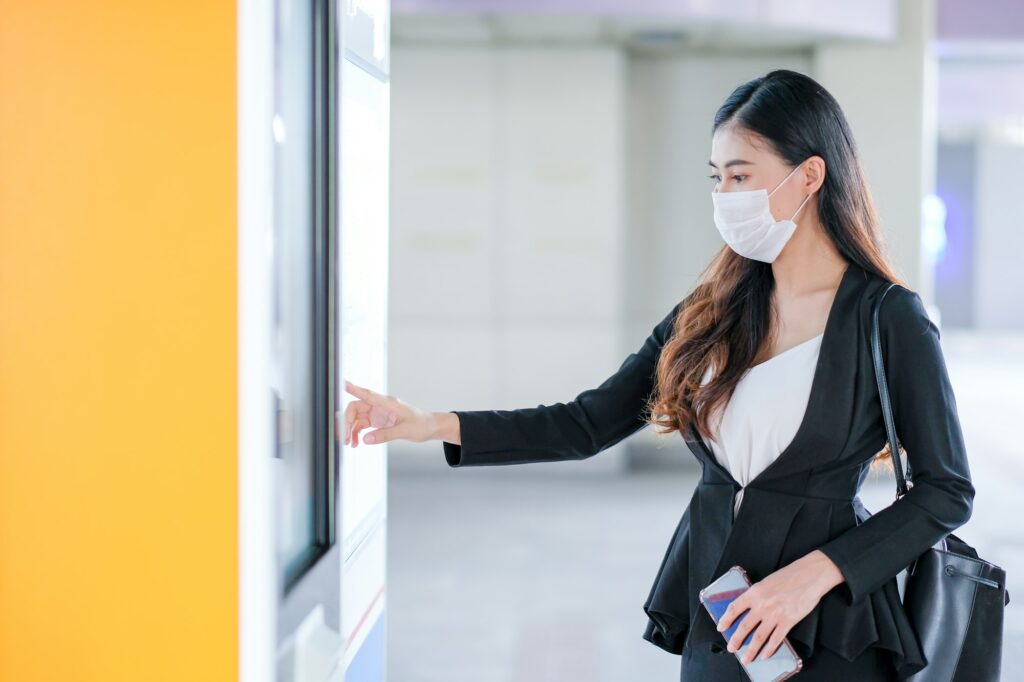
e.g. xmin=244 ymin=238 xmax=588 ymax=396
xmin=645 ymin=69 xmax=907 ymax=468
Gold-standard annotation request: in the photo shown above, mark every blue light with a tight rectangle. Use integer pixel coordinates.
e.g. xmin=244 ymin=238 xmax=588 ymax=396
xmin=922 ymin=193 xmax=948 ymax=263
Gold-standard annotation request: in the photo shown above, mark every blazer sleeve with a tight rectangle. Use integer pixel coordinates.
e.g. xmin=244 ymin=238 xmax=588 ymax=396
xmin=817 ymin=286 xmax=976 ymax=606
xmin=441 ymin=301 xmax=684 ymax=467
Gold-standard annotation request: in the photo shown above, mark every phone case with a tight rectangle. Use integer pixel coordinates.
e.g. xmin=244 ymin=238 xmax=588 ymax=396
xmin=699 ymin=565 xmax=804 ymax=682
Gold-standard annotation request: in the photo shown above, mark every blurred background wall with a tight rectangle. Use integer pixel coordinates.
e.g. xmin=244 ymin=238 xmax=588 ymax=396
xmin=381 ymin=2 xmax=1024 ymax=681
xmin=386 ymin=0 xmax=940 ymax=473
xmin=935 ymin=0 xmax=1024 ymax=329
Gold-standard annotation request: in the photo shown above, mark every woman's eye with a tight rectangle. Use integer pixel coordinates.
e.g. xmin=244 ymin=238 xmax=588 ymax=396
xmin=732 ymin=175 xmax=747 ymax=183
xmin=708 ymin=174 xmax=721 ymax=182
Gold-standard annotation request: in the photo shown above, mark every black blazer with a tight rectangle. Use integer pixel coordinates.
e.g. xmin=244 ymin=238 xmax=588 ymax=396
xmin=440 ymin=261 xmax=974 ymax=677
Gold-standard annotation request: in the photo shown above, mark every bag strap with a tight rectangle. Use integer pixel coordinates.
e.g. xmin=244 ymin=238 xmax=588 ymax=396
xmin=870 ymin=282 xmax=913 ymax=500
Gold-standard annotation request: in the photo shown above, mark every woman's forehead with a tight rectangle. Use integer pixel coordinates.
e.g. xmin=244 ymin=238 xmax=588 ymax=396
xmin=710 ymin=126 xmax=775 ymax=164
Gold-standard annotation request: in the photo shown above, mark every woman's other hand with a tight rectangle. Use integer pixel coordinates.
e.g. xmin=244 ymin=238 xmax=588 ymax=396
xmin=714 ymin=550 xmax=845 ymax=664
xmin=342 ymin=379 xmax=453 ymax=447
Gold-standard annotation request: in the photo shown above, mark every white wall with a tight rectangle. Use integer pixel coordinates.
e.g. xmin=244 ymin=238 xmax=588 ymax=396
xmin=813 ymin=0 xmax=937 ymax=298
xmin=388 ymin=17 xmax=938 ymax=470
xmin=389 ymin=45 xmax=628 ymax=472
xmin=975 ymin=136 xmax=1024 ymax=329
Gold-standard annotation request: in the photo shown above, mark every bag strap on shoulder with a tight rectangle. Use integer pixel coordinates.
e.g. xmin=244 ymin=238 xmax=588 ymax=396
xmin=870 ymin=282 xmax=913 ymax=499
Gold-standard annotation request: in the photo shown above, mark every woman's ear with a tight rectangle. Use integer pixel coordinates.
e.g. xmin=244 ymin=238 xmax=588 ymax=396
xmin=804 ymin=155 xmax=826 ymax=194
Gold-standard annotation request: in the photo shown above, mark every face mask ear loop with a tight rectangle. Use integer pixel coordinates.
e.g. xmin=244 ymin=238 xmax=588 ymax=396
xmin=790 ymin=191 xmax=815 ymax=223
xmin=768 ymin=162 xmax=805 ymax=198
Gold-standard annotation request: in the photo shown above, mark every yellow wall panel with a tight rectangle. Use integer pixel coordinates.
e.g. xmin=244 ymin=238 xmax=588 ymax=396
xmin=0 ymin=2 xmax=237 ymax=679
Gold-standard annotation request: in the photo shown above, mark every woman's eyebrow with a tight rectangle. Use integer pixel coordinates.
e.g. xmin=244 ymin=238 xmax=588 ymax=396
xmin=708 ymin=159 xmax=755 ymax=169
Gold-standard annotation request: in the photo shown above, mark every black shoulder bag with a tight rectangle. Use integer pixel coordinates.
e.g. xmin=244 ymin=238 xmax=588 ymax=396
xmin=872 ymin=282 xmax=1010 ymax=682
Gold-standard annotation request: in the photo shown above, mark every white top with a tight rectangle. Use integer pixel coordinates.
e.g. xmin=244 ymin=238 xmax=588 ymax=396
xmin=699 ymin=332 xmax=824 ymax=519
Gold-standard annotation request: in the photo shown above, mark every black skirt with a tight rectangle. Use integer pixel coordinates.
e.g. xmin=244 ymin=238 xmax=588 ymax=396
xmin=680 ymin=641 xmax=897 ymax=681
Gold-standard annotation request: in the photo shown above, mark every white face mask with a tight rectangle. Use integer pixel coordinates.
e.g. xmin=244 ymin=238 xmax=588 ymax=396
xmin=711 ymin=161 xmax=815 ymax=263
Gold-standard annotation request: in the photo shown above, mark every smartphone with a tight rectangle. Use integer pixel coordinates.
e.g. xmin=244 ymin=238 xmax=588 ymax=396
xmin=699 ymin=565 xmax=804 ymax=682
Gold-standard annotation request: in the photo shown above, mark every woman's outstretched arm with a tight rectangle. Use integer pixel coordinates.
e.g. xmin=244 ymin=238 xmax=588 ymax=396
xmin=439 ymin=301 xmax=684 ymax=467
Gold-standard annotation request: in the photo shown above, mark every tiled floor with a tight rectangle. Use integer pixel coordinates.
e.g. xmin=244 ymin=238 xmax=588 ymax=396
xmin=387 ymin=330 xmax=1024 ymax=681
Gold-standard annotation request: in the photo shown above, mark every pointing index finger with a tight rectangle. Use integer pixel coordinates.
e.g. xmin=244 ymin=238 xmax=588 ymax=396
xmin=345 ymin=380 xmax=384 ymax=405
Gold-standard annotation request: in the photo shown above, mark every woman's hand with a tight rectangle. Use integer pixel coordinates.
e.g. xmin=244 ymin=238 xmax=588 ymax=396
xmin=342 ymin=380 xmax=446 ymax=447
xmin=715 ymin=550 xmax=845 ymax=664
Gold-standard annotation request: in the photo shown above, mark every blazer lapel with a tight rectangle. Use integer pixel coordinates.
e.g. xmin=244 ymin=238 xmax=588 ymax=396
xmin=682 ymin=261 xmax=868 ymax=488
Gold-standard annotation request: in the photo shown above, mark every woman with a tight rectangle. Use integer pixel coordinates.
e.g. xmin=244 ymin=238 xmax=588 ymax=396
xmin=342 ymin=69 xmax=975 ymax=681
